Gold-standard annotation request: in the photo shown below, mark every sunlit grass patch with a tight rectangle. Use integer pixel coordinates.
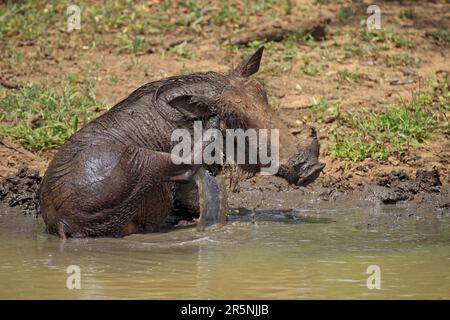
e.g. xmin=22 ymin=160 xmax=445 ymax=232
xmin=399 ymin=7 xmax=416 ymax=20
xmin=301 ymin=57 xmax=323 ymax=76
xmin=170 ymin=41 xmax=192 ymax=59
xmin=337 ymin=6 xmax=354 ymax=23
xmin=312 ymin=0 xmax=333 ymax=5
xmin=335 ymin=69 xmax=367 ymax=87
xmin=342 ymin=44 xmax=363 ymax=57
xmin=0 ymin=0 xmax=283 ymax=58
xmin=328 ymin=90 xmax=445 ymax=162
xmin=358 ymin=27 xmax=412 ymax=48
xmin=341 ymin=43 xmax=388 ymax=58
xmin=0 ymin=1 xmax=61 ymax=41
xmin=309 ymin=98 xmax=341 ymax=121
xmin=0 ymin=81 xmax=106 ymax=151
xmin=433 ymin=75 xmax=450 ymax=112
xmin=427 ymin=30 xmax=450 ymax=46
xmin=116 ymin=34 xmax=148 ymax=53
xmin=384 ymin=54 xmax=420 ymax=67
xmin=0 ymin=42 xmax=24 ymax=71
xmin=230 ymin=33 xmax=314 ymax=75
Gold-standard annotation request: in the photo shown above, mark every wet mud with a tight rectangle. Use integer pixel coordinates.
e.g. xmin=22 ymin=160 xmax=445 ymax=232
xmin=364 ymin=169 xmax=447 ymax=206
xmin=0 ymin=166 xmax=41 ymax=215
xmin=1 ymin=166 xmax=448 ymax=223
xmin=227 ymin=169 xmax=450 ymax=215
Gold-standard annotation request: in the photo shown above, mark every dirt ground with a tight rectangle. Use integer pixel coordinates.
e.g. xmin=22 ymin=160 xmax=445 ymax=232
xmin=1 ymin=0 xmax=449 ymax=209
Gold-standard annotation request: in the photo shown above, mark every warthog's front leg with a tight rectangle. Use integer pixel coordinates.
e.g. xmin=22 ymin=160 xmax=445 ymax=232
xmin=172 ymin=168 xmax=228 ymax=231
xmin=194 ymin=168 xmax=227 ymax=231
xmin=40 ymin=143 xmax=202 ymax=238
xmin=171 ymin=114 xmax=227 ymax=230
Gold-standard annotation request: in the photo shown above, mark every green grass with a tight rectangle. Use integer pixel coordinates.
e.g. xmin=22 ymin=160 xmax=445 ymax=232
xmin=337 ymin=6 xmax=354 ymax=23
xmin=0 ymin=0 xmax=281 ymax=59
xmin=116 ymin=34 xmax=148 ymax=53
xmin=1 ymin=0 xmax=448 ymax=164
xmin=170 ymin=41 xmax=192 ymax=59
xmin=245 ymin=0 xmax=276 ymax=14
xmin=428 ymin=30 xmax=450 ymax=46
xmin=301 ymin=57 xmax=322 ymax=76
xmin=312 ymin=0 xmax=332 ymax=5
xmin=1 ymin=42 xmax=24 ymax=70
xmin=177 ymin=0 xmax=207 ymax=30
xmin=384 ymin=54 xmax=420 ymax=67
xmin=309 ymin=98 xmax=341 ymax=121
xmin=433 ymin=75 xmax=450 ymax=111
xmin=0 ymin=2 xmax=60 ymax=42
xmin=329 ymin=89 xmax=445 ymax=161
xmin=342 ymin=43 xmax=388 ymax=58
xmin=399 ymin=8 xmax=416 ymax=20
xmin=231 ymin=33 xmax=314 ymax=75
xmin=358 ymin=28 xmax=412 ymax=48
xmin=342 ymin=44 xmax=363 ymax=57
xmin=335 ymin=69 xmax=366 ymax=87
xmin=283 ymin=0 xmax=295 ymax=15
xmin=237 ymin=38 xmax=299 ymax=75
xmin=0 ymin=81 xmax=106 ymax=151
xmin=210 ymin=5 xmax=239 ymax=25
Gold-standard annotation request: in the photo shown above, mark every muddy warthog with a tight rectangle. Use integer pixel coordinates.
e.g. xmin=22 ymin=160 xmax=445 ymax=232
xmin=39 ymin=47 xmax=324 ymax=238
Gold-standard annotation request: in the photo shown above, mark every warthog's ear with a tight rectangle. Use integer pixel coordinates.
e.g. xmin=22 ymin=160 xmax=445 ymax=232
xmin=154 ymin=73 xmax=225 ymax=122
xmin=168 ymin=95 xmax=215 ymax=119
xmin=231 ymin=47 xmax=264 ymax=78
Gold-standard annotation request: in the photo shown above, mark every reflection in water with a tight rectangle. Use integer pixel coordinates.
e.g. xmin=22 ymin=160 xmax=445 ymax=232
xmin=0 ymin=203 xmax=449 ymax=299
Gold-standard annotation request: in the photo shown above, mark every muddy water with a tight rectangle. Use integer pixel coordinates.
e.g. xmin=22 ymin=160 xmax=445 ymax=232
xmin=0 ymin=203 xmax=449 ymax=299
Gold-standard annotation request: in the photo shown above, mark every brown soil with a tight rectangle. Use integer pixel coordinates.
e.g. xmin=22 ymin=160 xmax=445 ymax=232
xmin=0 ymin=140 xmax=50 ymax=179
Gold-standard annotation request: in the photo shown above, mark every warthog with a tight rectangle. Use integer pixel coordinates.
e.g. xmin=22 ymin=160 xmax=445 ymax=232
xmin=39 ymin=47 xmax=324 ymax=238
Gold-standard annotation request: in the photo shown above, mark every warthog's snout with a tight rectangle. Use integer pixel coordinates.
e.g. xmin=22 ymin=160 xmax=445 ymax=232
xmin=277 ymin=129 xmax=325 ymax=186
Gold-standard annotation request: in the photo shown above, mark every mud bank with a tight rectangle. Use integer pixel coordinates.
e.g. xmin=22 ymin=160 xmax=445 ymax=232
xmin=227 ymin=169 xmax=450 ymax=214
xmin=1 ymin=166 xmax=449 ymax=221
xmin=0 ymin=167 xmax=41 ymax=215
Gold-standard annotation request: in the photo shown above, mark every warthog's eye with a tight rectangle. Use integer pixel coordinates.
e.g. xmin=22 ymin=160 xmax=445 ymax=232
xmin=244 ymin=79 xmax=269 ymax=106
xmin=244 ymin=78 xmax=263 ymax=91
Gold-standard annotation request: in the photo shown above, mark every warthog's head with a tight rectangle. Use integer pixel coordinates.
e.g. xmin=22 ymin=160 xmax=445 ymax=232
xmin=219 ymin=47 xmax=325 ymax=186
xmin=155 ymin=47 xmax=325 ymax=186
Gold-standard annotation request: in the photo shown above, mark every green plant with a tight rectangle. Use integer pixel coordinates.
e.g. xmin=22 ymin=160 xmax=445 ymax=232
xmin=335 ymin=69 xmax=366 ymax=86
xmin=0 ymin=81 xmax=105 ymax=151
xmin=170 ymin=41 xmax=192 ymax=59
xmin=342 ymin=45 xmax=363 ymax=57
xmin=338 ymin=6 xmax=354 ymax=23
xmin=432 ymin=75 xmax=450 ymax=111
xmin=399 ymin=8 xmax=416 ymax=20
xmin=384 ymin=54 xmax=420 ymax=67
xmin=210 ymin=6 xmax=238 ymax=25
xmin=391 ymin=34 xmax=412 ymax=48
xmin=428 ymin=30 xmax=450 ymax=46
xmin=247 ymin=0 xmax=275 ymax=14
xmin=310 ymin=98 xmax=341 ymax=120
xmin=313 ymin=0 xmax=332 ymax=5
xmin=359 ymin=28 xmax=412 ymax=48
xmin=284 ymin=0 xmax=295 ymax=15
xmin=329 ymin=94 xmax=439 ymax=161
xmin=342 ymin=43 xmax=388 ymax=58
xmin=116 ymin=33 xmax=147 ymax=53
xmin=301 ymin=57 xmax=321 ymax=76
